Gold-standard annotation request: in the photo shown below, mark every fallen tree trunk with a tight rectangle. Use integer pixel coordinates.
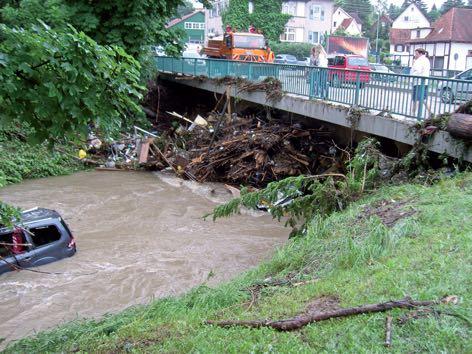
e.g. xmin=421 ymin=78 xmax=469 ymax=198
xmin=206 ymin=297 xmax=439 ymax=331
xmin=447 ymin=113 xmax=472 ymax=141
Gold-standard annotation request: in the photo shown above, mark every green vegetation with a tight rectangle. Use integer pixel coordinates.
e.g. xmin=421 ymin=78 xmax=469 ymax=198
xmin=0 ymin=0 xmax=190 ymax=59
xmin=269 ymin=42 xmax=312 ymax=60
xmin=222 ymin=0 xmax=290 ymax=42
xmin=0 ymin=23 xmax=144 ymax=144
xmin=5 ymin=173 xmax=471 ymax=352
xmin=0 ymin=126 xmax=85 ymax=225
xmin=0 ymin=128 xmax=84 ymax=189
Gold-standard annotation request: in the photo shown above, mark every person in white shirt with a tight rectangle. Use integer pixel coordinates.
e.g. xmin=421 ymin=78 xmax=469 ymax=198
xmin=309 ymin=44 xmax=329 ymax=98
xmin=410 ymin=48 xmax=431 ymax=117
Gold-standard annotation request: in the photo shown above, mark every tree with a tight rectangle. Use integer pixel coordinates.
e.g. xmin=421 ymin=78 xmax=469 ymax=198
xmin=428 ymin=4 xmax=441 ymax=22
xmin=0 ymin=22 xmax=145 ymax=143
xmin=440 ymin=0 xmax=466 ymax=14
xmin=221 ymin=0 xmax=290 ymax=42
xmin=1 ymin=0 xmax=189 ymax=59
xmin=388 ymin=4 xmax=402 ymax=20
xmin=173 ymin=0 xmax=195 ymax=19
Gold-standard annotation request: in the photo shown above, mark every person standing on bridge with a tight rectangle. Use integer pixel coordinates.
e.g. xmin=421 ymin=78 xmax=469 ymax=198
xmin=309 ymin=44 xmax=329 ymax=99
xmin=410 ymin=48 xmax=431 ymax=118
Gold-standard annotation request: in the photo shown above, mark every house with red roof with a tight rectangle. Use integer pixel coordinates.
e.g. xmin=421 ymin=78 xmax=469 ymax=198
xmin=389 ymin=3 xmax=431 ymax=66
xmin=406 ymin=8 xmax=472 ymax=73
xmin=332 ymin=7 xmax=362 ymax=36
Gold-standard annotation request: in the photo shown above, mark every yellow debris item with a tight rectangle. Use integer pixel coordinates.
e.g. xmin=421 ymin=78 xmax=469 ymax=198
xmin=78 ymin=149 xmax=87 ymax=159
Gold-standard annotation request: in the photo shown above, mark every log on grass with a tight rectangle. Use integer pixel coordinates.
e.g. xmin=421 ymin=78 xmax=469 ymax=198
xmin=206 ymin=297 xmax=439 ymax=331
xmin=447 ymin=113 xmax=472 ymax=141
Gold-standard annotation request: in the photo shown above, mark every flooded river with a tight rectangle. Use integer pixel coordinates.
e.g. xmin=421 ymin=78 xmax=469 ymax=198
xmin=0 ymin=171 xmax=287 ymax=346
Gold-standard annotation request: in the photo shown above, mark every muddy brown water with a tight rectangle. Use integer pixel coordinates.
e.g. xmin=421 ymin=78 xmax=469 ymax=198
xmin=0 ymin=171 xmax=287 ymax=346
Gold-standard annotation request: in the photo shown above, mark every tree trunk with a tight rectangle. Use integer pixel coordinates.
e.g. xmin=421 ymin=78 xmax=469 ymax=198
xmin=447 ymin=113 xmax=472 ymax=141
xmin=206 ymin=297 xmax=438 ymax=331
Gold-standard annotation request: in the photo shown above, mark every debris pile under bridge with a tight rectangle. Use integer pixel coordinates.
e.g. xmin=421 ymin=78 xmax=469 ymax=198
xmin=84 ymin=111 xmax=346 ymax=187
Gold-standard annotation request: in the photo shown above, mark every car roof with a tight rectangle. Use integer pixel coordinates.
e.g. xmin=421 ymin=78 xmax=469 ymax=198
xmin=0 ymin=208 xmax=61 ymax=232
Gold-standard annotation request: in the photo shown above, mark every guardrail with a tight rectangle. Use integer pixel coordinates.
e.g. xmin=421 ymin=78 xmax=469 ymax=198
xmin=156 ymin=56 xmax=471 ymax=120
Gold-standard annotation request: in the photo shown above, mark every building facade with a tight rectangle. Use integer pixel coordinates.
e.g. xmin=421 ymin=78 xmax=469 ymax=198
xmin=203 ymin=0 xmax=334 ymax=45
xmin=167 ymin=10 xmax=206 ymax=44
xmin=205 ymin=0 xmax=229 ymax=40
xmin=280 ymin=0 xmax=335 ymax=44
xmin=389 ymin=3 xmax=430 ymax=66
xmin=332 ymin=7 xmax=362 ymax=36
xmin=407 ymin=8 xmax=472 ymax=73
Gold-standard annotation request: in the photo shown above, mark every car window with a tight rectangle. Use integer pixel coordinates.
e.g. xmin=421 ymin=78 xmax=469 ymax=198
xmin=334 ymin=56 xmax=346 ymax=66
xmin=29 ymin=225 xmax=62 ymax=247
xmin=458 ymin=70 xmax=472 ymax=80
xmin=286 ymin=55 xmax=297 ymax=61
xmin=275 ymin=55 xmax=283 ymax=59
xmin=348 ymin=57 xmax=369 ymax=66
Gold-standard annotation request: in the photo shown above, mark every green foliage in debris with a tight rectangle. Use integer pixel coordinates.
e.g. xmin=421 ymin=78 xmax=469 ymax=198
xmin=221 ymin=0 xmax=291 ymax=42
xmin=0 ymin=22 xmax=145 ymax=144
xmin=0 ymin=201 xmax=21 ymax=228
xmin=211 ymin=138 xmax=382 ymax=231
xmin=5 ymin=173 xmax=471 ymax=353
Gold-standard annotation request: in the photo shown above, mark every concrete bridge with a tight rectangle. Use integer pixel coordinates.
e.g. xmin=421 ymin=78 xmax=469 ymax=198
xmin=156 ymin=57 xmax=472 ymax=162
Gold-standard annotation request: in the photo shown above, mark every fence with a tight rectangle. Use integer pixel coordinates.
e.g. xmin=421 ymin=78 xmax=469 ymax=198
xmin=156 ymin=56 xmax=471 ymax=120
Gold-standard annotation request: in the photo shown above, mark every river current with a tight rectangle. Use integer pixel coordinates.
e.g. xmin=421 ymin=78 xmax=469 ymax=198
xmin=0 ymin=171 xmax=287 ymax=346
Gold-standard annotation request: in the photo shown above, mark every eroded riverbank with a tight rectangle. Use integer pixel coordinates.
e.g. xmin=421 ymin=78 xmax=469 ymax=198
xmin=0 ymin=171 xmax=287 ymax=345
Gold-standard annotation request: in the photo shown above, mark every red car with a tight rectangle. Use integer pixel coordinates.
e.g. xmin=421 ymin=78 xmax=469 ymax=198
xmin=327 ymin=54 xmax=371 ymax=87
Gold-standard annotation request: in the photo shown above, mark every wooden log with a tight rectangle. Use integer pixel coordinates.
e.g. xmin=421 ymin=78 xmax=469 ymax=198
xmin=206 ymin=297 xmax=439 ymax=331
xmin=447 ymin=113 xmax=472 ymax=141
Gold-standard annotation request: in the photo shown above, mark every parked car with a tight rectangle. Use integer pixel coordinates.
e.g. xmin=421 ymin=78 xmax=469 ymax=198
xmin=0 ymin=208 xmax=76 ymax=275
xmin=298 ymin=57 xmax=310 ymax=66
xmin=327 ymin=54 xmax=371 ymax=87
xmin=274 ymin=54 xmax=298 ymax=65
xmin=369 ymin=63 xmax=397 ymax=82
xmin=437 ymin=68 xmax=472 ymax=103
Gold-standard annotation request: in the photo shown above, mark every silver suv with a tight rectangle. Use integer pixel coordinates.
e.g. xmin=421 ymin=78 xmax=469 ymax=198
xmin=0 ymin=208 xmax=76 ymax=275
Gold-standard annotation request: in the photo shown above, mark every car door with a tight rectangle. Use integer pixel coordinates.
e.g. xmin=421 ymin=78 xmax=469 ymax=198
xmin=456 ymin=69 xmax=472 ymax=101
xmin=0 ymin=229 xmax=34 ymax=274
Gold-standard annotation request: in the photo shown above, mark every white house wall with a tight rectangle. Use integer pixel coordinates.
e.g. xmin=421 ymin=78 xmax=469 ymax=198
xmin=332 ymin=7 xmax=350 ymax=31
xmin=283 ymin=0 xmax=334 ymax=43
xmin=392 ymin=4 xmax=430 ymax=29
xmin=450 ymin=43 xmax=472 ymax=71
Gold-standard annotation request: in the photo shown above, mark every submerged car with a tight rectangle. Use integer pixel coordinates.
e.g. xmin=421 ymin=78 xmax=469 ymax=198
xmin=437 ymin=68 xmax=472 ymax=103
xmin=0 ymin=208 xmax=76 ymax=275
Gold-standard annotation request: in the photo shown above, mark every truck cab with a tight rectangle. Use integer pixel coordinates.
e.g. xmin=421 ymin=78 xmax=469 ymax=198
xmin=204 ymin=32 xmax=273 ymax=62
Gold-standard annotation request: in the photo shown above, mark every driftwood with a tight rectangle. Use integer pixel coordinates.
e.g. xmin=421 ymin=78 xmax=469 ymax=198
xmin=447 ymin=113 xmax=472 ymax=140
xmin=206 ymin=297 xmax=442 ymax=331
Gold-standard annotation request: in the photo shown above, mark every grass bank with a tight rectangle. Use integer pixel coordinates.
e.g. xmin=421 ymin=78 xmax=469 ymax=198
xmin=0 ymin=129 xmax=85 ymax=188
xmin=5 ymin=173 xmax=472 ymax=353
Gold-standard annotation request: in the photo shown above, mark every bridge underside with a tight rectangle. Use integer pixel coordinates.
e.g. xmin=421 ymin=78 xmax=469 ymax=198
xmin=162 ymin=74 xmax=472 ymax=163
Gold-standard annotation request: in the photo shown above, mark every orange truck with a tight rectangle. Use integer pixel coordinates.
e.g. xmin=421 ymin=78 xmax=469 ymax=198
xmin=204 ymin=32 xmax=274 ymax=62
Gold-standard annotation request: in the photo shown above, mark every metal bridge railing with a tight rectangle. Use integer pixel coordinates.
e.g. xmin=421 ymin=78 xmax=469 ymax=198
xmin=156 ymin=56 xmax=471 ymax=121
